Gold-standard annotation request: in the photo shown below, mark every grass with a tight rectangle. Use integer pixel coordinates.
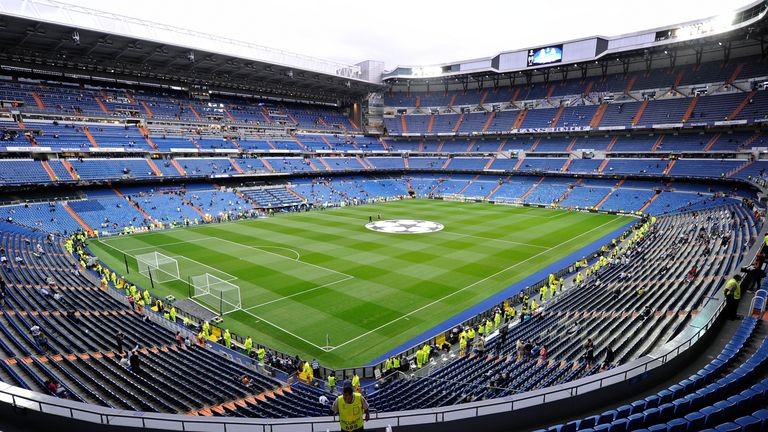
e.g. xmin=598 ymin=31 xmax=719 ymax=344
xmin=87 ymin=199 xmax=631 ymax=368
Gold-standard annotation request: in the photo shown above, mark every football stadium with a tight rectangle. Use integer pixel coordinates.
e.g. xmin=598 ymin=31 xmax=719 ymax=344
xmin=0 ymin=0 xmax=767 ymax=431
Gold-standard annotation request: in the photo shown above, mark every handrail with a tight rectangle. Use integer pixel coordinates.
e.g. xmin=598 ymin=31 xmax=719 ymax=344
xmin=0 ymin=285 xmax=727 ymax=431
xmin=749 ymin=288 xmax=767 ymax=315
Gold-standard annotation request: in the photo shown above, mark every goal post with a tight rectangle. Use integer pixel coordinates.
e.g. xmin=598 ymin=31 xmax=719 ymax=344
xmin=191 ymin=273 xmax=241 ymax=315
xmin=136 ymin=252 xmax=180 ymax=283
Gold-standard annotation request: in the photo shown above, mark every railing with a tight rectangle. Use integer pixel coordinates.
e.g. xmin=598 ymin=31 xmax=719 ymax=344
xmin=0 ymin=290 xmax=726 ymax=431
xmin=749 ymin=288 xmax=767 ymax=315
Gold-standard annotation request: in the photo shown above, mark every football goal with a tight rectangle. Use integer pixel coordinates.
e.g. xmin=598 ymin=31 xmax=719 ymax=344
xmin=191 ymin=273 xmax=242 ymax=315
xmin=136 ymin=252 xmax=180 ymax=282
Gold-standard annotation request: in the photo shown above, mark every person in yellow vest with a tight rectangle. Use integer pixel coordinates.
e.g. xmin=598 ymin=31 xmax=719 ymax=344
xmin=142 ymin=290 xmax=150 ymax=306
xmin=223 ymin=329 xmax=231 ymax=349
xmin=416 ymin=347 xmax=425 ymax=368
xmin=506 ymin=305 xmax=516 ymax=322
xmin=484 ymin=318 xmax=492 ymax=335
xmin=539 ymin=285 xmax=547 ymax=301
xmin=136 ymin=298 xmax=144 ymax=313
xmin=202 ymin=321 xmax=210 ymax=338
xmin=327 ymin=373 xmax=337 ymax=393
xmin=244 ymin=336 xmax=253 ymax=355
xmin=169 ymin=306 xmax=177 ymax=323
xmin=530 ymin=299 xmax=539 ymax=313
xmin=384 ymin=357 xmax=392 ymax=372
xmin=723 ymin=275 xmax=742 ymax=320
xmin=548 ymin=273 xmax=555 ymax=286
xmin=550 ymin=282 xmax=557 ymax=298
xmin=460 ymin=334 xmax=468 ymax=356
xmin=477 ymin=323 xmax=485 ymax=338
xmin=196 ymin=330 xmax=205 ymax=346
xmin=494 ymin=310 xmax=501 ymax=330
xmin=393 ymin=356 xmax=400 ymax=370
xmin=257 ymin=346 xmax=266 ymax=365
xmin=351 ymin=373 xmax=361 ymax=391
xmin=100 ymin=277 xmax=107 ymax=290
xmin=332 ymin=380 xmax=369 ymax=432
xmin=302 ymin=361 xmax=313 ymax=382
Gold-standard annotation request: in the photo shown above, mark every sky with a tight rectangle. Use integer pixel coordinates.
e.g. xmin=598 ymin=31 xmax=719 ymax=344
xmin=51 ymin=0 xmax=753 ymax=71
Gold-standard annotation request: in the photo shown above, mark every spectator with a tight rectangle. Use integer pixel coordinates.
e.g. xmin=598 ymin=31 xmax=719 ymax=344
xmin=45 ymin=379 xmax=69 ymax=398
xmin=119 ymin=352 xmax=130 ymax=368
xmin=602 ymin=347 xmax=615 ymax=370
xmin=331 ymin=380 xmax=369 ymax=432
xmin=129 ymin=350 xmax=141 ymax=375
xmin=641 ymin=305 xmax=652 ymax=320
xmin=583 ymin=338 xmax=595 ymax=365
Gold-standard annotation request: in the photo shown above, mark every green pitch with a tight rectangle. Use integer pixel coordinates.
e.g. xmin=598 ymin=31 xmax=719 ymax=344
xmin=88 ymin=199 xmax=631 ymax=368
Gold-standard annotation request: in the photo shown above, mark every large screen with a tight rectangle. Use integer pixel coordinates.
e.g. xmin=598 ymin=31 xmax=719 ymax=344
xmin=527 ymin=45 xmax=563 ymax=67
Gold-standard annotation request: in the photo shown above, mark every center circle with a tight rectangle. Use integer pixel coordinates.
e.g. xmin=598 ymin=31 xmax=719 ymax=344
xmin=365 ymin=219 xmax=445 ymax=234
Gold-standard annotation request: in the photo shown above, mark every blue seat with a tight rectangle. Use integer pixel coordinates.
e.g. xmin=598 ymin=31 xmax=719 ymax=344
xmin=598 ymin=411 xmax=616 ymax=425
xmin=684 ymin=411 xmax=706 ymax=430
xmin=643 ymin=407 xmax=660 ymax=426
xmin=672 ymin=397 xmax=691 ymax=416
xmin=630 ymin=400 xmax=646 ymax=414
xmin=626 ymin=413 xmax=644 ymax=430
xmin=646 ymin=424 xmax=667 ymax=432
xmin=615 ymin=405 xmax=632 ymax=419
xmin=560 ymin=421 xmax=578 ymax=432
xmin=657 ymin=403 xmax=675 ymax=422
xmin=668 ymin=384 xmax=684 ymax=399
xmin=713 ymin=399 xmax=735 ymax=413
xmin=734 ymin=415 xmax=761 ymax=432
xmin=726 ymin=394 xmax=748 ymax=414
xmin=701 ymin=405 xmax=724 ymax=425
xmin=657 ymin=389 xmax=674 ymax=404
xmin=644 ymin=395 xmax=660 ymax=409
xmin=608 ymin=418 xmax=628 ymax=432
xmin=578 ymin=416 xmax=598 ymax=429
xmin=752 ymin=408 xmax=768 ymax=427
xmin=666 ymin=418 xmax=688 ymax=432
xmin=593 ymin=424 xmax=611 ymax=432
xmin=714 ymin=422 xmax=740 ymax=432
xmin=739 ymin=388 xmax=761 ymax=412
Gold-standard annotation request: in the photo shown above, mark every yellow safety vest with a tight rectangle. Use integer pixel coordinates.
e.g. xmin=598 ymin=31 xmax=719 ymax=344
xmin=337 ymin=393 xmax=364 ymax=431
xmin=724 ymin=278 xmax=741 ymax=300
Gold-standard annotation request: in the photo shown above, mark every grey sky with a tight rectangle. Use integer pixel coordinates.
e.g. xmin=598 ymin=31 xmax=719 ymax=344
xmin=53 ymin=0 xmax=753 ymax=70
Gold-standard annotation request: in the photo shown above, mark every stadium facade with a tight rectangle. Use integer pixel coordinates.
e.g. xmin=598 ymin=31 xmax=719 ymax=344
xmin=0 ymin=0 xmax=767 ymax=431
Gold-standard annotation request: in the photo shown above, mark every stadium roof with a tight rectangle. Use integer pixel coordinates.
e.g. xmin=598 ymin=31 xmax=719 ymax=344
xmin=0 ymin=0 xmax=383 ymax=104
xmin=383 ymin=0 xmax=768 ymax=84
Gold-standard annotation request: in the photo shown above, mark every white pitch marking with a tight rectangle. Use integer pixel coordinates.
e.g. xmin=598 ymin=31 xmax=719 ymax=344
xmin=244 ymin=275 xmax=354 ymax=309
xmin=327 ymin=217 xmax=629 ymax=352
xmin=441 ymin=231 xmax=549 ymax=249
xmin=240 ymin=309 xmax=327 ymax=351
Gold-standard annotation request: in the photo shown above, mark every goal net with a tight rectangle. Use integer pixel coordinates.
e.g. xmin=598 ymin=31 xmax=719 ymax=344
xmin=191 ymin=273 xmax=241 ymax=315
xmin=136 ymin=252 xmax=180 ymax=282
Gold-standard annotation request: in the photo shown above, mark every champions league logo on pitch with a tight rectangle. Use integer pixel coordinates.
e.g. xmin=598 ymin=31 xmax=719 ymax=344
xmin=365 ymin=219 xmax=444 ymax=234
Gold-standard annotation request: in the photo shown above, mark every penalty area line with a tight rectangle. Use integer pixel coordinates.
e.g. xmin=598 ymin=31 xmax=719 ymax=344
xmin=240 ymin=309 xmax=328 ymax=351
xmin=244 ymin=275 xmax=354 ymax=310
